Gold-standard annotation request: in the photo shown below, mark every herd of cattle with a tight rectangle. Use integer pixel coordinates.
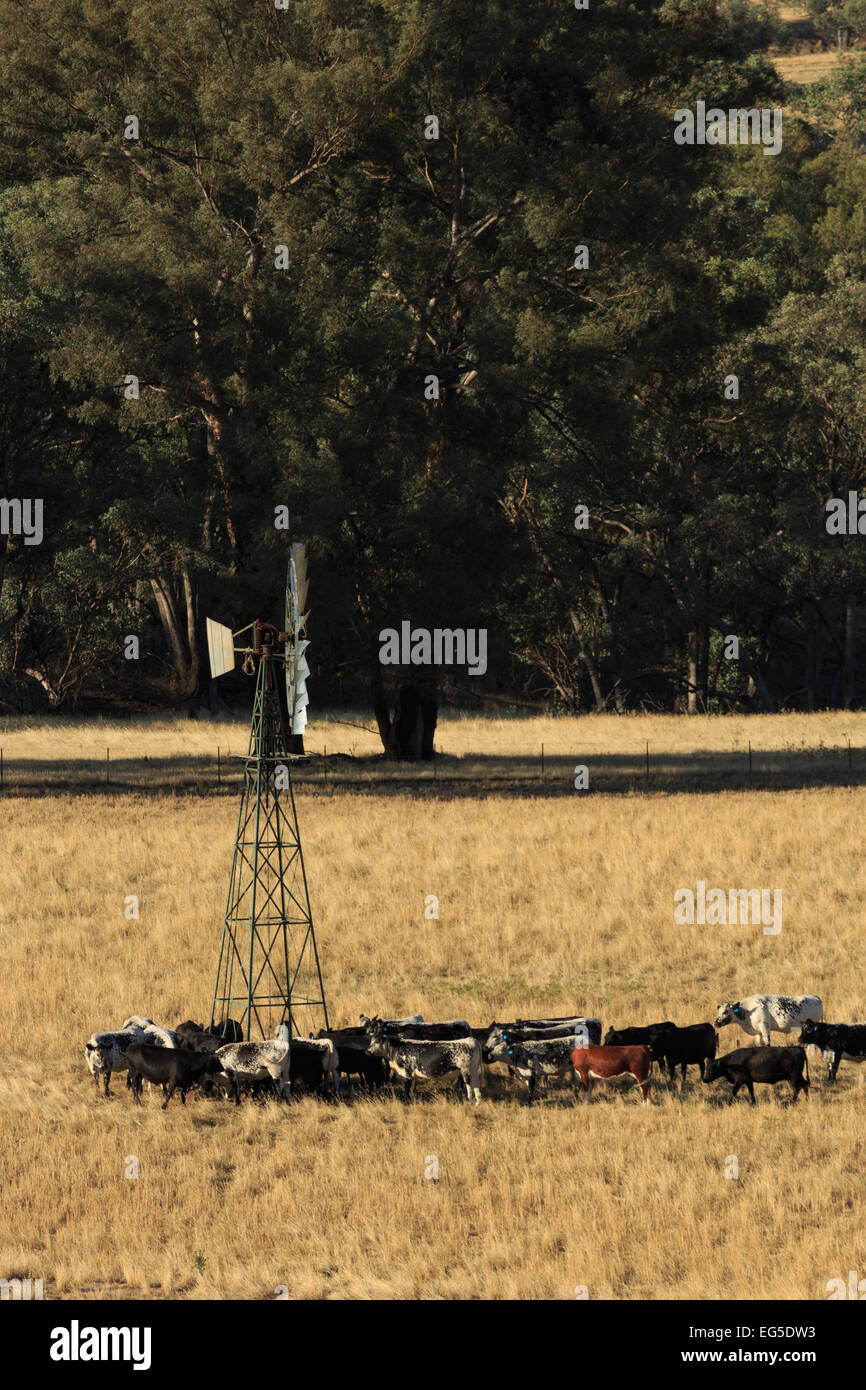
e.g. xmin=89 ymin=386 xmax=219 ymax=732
xmin=82 ymin=992 xmax=866 ymax=1109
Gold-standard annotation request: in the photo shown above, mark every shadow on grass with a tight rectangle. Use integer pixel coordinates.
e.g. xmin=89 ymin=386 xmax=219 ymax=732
xmin=2 ymin=745 xmax=866 ymax=799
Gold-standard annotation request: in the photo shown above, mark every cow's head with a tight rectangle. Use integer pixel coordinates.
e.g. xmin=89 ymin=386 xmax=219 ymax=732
xmin=798 ymin=1020 xmax=818 ymax=1045
xmin=702 ymin=1058 xmax=723 ymax=1084
xmin=365 ymin=1022 xmax=387 ymax=1057
xmin=715 ymin=1002 xmax=740 ymax=1028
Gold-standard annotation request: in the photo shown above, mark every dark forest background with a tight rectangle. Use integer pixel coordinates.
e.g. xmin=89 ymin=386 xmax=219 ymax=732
xmin=3 ymin=0 xmax=866 ymax=753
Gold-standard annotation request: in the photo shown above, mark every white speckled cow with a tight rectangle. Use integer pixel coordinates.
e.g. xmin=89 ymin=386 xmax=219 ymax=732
xmin=715 ymin=994 xmax=822 ymax=1048
xmin=216 ymin=1040 xmax=291 ymax=1104
xmin=85 ymin=1019 xmax=180 ymax=1095
xmin=365 ymin=1021 xmax=483 ymax=1104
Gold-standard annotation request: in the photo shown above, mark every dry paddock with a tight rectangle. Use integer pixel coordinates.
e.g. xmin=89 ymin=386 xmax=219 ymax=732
xmin=1 ymin=713 xmax=865 ymax=1299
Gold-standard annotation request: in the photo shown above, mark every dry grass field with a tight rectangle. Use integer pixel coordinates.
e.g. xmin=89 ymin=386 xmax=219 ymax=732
xmin=1 ymin=711 xmax=865 ymax=1300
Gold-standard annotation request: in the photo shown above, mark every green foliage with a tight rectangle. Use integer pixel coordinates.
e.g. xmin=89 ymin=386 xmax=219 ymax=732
xmin=0 ymin=0 xmax=863 ymax=717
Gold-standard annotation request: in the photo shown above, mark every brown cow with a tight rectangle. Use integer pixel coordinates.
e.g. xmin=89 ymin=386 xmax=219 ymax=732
xmin=570 ymin=1044 xmax=652 ymax=1104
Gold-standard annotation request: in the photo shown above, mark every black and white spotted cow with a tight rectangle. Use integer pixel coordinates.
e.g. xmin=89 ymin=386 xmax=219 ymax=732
xmin=488 ymin=1018 xmax=600 ymax=1053
xmin=85 ymin=1026 xmax=144 ymax=1095
xmin=86 ymin=1019 xmax=180 ymax=1095
xmin=215 ymin=1040 xmax=291 ymax=1105
xmin=715 ymin=994 xmax=822 ymax=1048
xmin=799 ymin=1020 xmax=866 ymax=1081
xmin=488 ymin=1034 xmax=587 ymax=1102
xmin=365 ymin=1023 xmax=483 ymax=1104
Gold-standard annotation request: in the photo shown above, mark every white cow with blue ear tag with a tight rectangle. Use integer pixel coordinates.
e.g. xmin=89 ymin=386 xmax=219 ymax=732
xmin=715 ymin=994 xmax=822 ymax=1048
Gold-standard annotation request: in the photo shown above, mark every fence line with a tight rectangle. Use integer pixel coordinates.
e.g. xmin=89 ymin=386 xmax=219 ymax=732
xmin=0 ymin=739 xmax=864 ymax=794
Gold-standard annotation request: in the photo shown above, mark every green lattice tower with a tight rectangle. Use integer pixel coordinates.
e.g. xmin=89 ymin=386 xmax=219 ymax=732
xmin=209 ymin=636 xmax=329 ymax=1041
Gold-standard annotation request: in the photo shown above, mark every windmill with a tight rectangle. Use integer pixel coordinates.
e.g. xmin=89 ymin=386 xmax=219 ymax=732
xmin=204 ymin=543 xmax=328 ymax=1041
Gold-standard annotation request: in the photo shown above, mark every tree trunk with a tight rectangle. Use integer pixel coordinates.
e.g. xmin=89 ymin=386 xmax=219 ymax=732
xmin=844 ymin=597 xmax=857 ymax=709
xmin=150 ymin=557 xmax=202 ymax=699
xmin=373 ymin=680 xmax=438 ymax=760
xmin=687 ymin=629 xmax=699 ymax=715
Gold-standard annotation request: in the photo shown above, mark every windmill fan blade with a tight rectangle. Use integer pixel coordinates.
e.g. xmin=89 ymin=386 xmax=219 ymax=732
xmin=206 ymin=618 xmax=235 ymax=679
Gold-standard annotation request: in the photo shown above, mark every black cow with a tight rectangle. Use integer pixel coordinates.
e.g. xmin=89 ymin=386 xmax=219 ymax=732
xmin=318 ymin=1030 xmax=389 ymax=1095
xmin=799 ymin=1020 xmax=866 ymax=1081
xmin=385 ymin=1022 xmax=471 ymax=1041
xmin=126 ymin=1043 xmax=224 ymax=1109
xmin=175 ymin=1019 xmax=204 ymax=1039
xmin=174 ymin=1022 xmax=222 ymax=1053
xmin=648 ymin=1023 xmax=717 ymax=1084
xmin=289 ymin=1039 xmax=338 ymax=1097
xmin=603 ymin=1022 xmax=676 ymax=1073
xmin=703 ymin=1046 xmax=809 ymax=1103
xmin=362 ymin=1016 xmax=472 ymax=1042
xmin=603 ymin=1022 xmax=677 ymax=1047
xmin=212 ymin=1018 xmax=243 ymax=1044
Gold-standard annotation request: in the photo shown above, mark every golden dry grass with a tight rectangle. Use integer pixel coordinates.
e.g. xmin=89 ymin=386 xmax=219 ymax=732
xmin=1 ymin=713 xmax=865 ymax=1300
xmin=773 ymin=51 xmax=866 ymax=82
xmin=2 ymin=707 xmax=866 ymax=794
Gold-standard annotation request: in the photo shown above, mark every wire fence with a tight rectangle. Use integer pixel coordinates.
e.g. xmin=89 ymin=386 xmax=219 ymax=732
xmin=0 ymin=738 xmax=864 ymax=796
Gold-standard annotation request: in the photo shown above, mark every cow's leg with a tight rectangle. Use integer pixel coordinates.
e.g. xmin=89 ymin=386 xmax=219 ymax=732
xmin=638 ymin=1079 xmax=651 ymax=1104
xmin=130 ymin=1071 xmax=143 ymax=1105
xmin=526 ymin=1073 xmax=536 ymax=1106
xmin=830 ymin=1052 xmax=842 ymax=1082
xmin=233 ymin=1074 xmax=242 ymax=1106
xmin=746 ymin=1077 xmax=756 ymax=1104
xmin=179 ymin=1086 xmax=187 ymax=1105
xmin=162 ymin=1082 xmax=176 ymax=1110
xmin=730 ymin=1080 xmax=742 ymax=1102
xmin=680 ymin=1062 xmax=688 ymax=1088
xmin=103 ymin=1068 xmax=111 ymax=1097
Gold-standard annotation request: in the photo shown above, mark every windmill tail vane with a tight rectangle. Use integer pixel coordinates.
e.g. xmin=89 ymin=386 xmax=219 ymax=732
xmin=204 ymin=545 xmax=328 ymax=1043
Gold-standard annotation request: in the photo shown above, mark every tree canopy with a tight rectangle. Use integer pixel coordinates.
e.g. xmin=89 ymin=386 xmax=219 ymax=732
xmin=0 ymin=0 xmax=864 ymax=743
